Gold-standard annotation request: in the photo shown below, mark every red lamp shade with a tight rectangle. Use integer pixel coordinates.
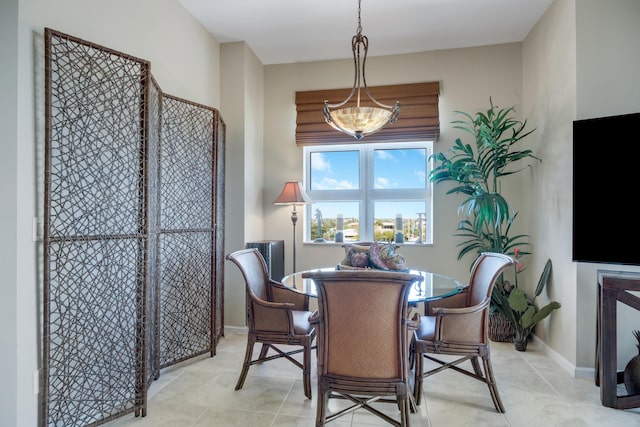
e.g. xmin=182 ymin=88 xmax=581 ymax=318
xmin=273 ymin=181 xmax=311 ymax=205
xmin=273 ymin=180 xmax=311 ymax=274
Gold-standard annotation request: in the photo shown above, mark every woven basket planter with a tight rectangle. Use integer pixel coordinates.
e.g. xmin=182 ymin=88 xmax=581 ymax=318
xmin=489 ymin=312 xmax=516 ymax=342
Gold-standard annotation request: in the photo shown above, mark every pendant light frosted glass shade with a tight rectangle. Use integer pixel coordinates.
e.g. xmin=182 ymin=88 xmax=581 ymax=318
xmin=326 ymin=106 xmax=399 ymax=141
xmin=323 ymin=0 xmax=400 ymax=141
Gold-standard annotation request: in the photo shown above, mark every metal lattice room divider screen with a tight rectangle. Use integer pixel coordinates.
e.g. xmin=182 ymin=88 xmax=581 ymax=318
xmin=156 ymin=94 xmax=224 ymax=370
xmin=42 ymin=29 xmax=225 ymax=427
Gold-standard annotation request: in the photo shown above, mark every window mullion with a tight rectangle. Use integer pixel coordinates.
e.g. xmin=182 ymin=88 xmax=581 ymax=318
xmin=359 ymin=146 xmax=376 ymax=240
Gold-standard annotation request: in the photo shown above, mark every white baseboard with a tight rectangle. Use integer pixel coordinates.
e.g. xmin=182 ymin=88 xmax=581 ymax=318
xmin=575 ymin=366 xmax=596 ymax=380
xmin=530 ymin=334 xmax=595 ymax=380
xmin=224 ymin=325 xmax=248 ymax=336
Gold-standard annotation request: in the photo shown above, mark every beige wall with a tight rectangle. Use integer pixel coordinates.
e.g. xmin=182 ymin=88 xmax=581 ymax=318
xmin=1 ymin=1 xmax=19 ymax=425
xmin=20 ymin=0 xmax=221 ymax=107
xmin=221 ymin=41 xmax=265 ymax=327
xmin=522 ymin=0 xmax=577 ymax=370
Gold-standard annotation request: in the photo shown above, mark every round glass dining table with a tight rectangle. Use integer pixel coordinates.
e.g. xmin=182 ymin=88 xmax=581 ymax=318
xmin=281 ymin=267 xmax=464 ymax=304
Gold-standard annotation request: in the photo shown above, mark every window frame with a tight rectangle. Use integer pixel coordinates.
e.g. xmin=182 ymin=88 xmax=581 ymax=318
xmin=302 ymin=141 xmax=434 ymax=244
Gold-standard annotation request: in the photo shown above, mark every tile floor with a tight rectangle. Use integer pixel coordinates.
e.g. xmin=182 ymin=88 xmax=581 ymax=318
xmin=104 ymin=332 xmax=640 ymax=427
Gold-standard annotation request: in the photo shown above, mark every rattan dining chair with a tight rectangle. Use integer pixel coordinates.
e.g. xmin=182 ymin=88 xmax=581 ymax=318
xmin=303 ymin=269 xmax=424 ymax=427
xmin=226 ymin=248 xmax=316 ymax=399
xmin=411 ymin=252 xmax=517 ymax=412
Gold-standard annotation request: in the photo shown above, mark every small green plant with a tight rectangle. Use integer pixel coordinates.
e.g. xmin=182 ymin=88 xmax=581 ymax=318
xmin=491 ymin=256 xmax=561 ymax=350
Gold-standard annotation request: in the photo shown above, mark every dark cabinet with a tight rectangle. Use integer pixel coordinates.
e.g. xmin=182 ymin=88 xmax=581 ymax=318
xmin=596 ymin=272 xmax=640 ymax=409
xmin=246 ymin=240 xmax=285 ymax=281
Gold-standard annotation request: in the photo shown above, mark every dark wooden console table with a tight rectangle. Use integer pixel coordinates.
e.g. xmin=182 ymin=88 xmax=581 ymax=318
xmin=596 ymin=272 xmax=640 ymax=409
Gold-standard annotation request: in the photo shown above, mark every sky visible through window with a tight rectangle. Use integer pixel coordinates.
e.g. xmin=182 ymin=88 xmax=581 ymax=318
xmin=310 ymin=148 xmax=427 ymax=219
xmin=310 ymin=150 xmax=359 ymax=192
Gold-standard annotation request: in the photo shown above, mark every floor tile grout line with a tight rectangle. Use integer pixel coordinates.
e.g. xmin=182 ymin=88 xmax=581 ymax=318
xmin=508 ymin=343 xmax=575 ymax=403
xmin=270 ymin=376 xmax=299 ymax=426
xmin=188 ymin=405 xmax=211 ymax=427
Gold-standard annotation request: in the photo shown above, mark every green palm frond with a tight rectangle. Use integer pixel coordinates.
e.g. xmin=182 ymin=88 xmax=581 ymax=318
xmin=430 ymin=97 xmax=540 ymax=264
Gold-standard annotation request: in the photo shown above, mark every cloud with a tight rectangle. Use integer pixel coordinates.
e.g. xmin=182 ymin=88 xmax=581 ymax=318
xmin=375 ymin=150 xmax=396 ymax=162
xmin=311 ymin=152 xmax=331 ymax=172
xmin=374 ymin=177 xmax=391 ymax=189
xmin=312 ymin=177 xmax=356 ymax=190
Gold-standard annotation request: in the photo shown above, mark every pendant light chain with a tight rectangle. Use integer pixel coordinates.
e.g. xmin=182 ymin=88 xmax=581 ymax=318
xmin=357 ymin=0 xmax=362 ymax=35
xmin=355 ymin=0 xmax=363 ymax=107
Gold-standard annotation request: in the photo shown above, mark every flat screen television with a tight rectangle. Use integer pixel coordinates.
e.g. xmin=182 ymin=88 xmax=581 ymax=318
xmin=572 ymin=112 xmax=640 ymax=265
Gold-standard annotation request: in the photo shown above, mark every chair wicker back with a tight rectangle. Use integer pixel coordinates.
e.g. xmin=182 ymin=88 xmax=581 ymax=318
xmin=304 ymin=269 xmax=424 ymax=427
xmin=467 ymin=251 xmax=513 ymax=307
xmin=229 ymin=246 xmax=270 ymax=299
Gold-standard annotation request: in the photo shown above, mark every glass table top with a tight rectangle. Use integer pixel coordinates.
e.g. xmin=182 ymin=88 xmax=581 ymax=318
xmin=281 ymin=267 xmax=464 ymax=304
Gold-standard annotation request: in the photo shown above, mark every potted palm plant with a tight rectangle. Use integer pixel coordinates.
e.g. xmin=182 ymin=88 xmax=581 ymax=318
xmin=429 ymin=97 xmax=537 ymax=258
xmin=430 ymin=98 xmax=559 ymax=347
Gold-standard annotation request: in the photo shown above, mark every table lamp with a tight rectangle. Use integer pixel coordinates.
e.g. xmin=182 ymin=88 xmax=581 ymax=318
xmin=273 ymin=180 xmax=311 ymax=273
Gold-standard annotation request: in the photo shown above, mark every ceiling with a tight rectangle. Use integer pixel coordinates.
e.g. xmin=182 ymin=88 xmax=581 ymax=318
xmin=178 ymin=0 xmax=554 ymax=65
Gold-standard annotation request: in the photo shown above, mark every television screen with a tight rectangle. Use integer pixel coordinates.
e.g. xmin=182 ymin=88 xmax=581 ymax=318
xmin=572 ymin=112 xmax=640 ymax=265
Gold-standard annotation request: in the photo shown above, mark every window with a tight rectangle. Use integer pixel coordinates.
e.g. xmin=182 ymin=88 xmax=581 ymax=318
xmin=303 ymin=141 xmax=433 ymax=244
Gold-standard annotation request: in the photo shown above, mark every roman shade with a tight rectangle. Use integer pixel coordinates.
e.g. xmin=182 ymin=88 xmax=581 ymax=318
xmin=295 ymin=81 xmax=440 ymax=146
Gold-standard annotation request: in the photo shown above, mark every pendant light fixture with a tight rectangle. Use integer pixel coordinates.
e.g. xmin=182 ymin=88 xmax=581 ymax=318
xmin=323 ymin=0 xmax=400 ymax=141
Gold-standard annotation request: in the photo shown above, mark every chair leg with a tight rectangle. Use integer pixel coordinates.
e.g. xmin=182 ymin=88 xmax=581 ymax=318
xmin=408 ymin=337 xmax=416 ymax=371
xmin=258 ymin=343 xmax=269 ymax=361
xmin=400 ymin=395 xmax=410 ymax=427
xmin=413 ymin=350 xmax=423 ymax=404
xmin=316 ymin=387 xmax=329 ymax=427
xmin=470 ymin=355 xmax=483 ymax=377
xmin=235 ymin=336 xmax=256 ymax=391
xmin=481 ymin=355 xmax=505 ymax=413
xmin=303 ymin=343 xmax=312 ymax=399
